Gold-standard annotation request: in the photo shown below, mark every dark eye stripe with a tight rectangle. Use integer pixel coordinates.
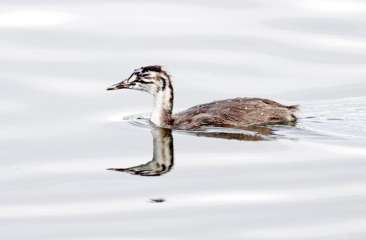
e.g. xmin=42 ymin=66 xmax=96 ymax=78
xmin=135 ymin=79 xmax=153 ymax=84
xmin=127 ymin=73 xmax=135 ymax=80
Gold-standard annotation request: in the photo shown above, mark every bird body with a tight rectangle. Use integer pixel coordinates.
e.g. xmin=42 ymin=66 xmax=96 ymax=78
xmin=173 ymin=97 xmax=297 ymax=130
xmin=107 ymin=65 xmax=297 ymax=130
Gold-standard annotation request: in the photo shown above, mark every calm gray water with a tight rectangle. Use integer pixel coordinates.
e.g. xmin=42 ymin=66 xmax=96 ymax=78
xmin=1 ymin=0 xmax=366 ymax=239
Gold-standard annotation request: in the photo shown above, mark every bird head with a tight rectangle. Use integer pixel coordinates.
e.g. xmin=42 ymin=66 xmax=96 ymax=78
xmin=107 ymin=65 xmax=170 ymax=96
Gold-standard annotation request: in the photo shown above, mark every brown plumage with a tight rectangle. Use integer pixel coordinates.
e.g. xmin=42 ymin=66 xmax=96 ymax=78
xmin=107 ymin=65 xmax=298 ymax=131
xmin=173 ymin=97 xmax=297 ymax=130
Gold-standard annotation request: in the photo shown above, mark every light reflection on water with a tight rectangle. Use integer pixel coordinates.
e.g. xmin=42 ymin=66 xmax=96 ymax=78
xmin=1 ymin=0 xmax=366 ymax=239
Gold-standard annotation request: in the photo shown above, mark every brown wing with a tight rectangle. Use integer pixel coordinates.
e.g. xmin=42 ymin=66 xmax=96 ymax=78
xmin=173 ymin=98 xmax=297 ymax=130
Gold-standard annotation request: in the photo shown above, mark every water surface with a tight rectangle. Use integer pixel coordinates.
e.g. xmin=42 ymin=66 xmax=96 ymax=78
xmin=1 ymin=0 xmax=366 ymax=239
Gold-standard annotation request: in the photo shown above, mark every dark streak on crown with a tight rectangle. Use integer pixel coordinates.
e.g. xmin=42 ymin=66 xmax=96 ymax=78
xmin=141 ymin=65 xmax=162 ymax=73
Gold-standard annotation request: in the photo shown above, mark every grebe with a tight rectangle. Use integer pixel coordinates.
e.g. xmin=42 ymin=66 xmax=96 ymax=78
xmin=107 ymin=65 xmax=298 ymax=130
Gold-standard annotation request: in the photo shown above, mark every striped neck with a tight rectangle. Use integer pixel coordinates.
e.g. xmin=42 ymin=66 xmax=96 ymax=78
xmin=150 ymin=75 xmax=174 ymax=128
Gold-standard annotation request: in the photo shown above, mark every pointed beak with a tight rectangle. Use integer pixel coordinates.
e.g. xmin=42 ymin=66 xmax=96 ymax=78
xmin=106 ymin=80 xmax=129 ymax=91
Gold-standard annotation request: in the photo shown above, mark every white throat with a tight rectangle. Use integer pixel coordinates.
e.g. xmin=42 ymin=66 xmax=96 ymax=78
xmin=151 ymin=88 xmax=173 ymax=127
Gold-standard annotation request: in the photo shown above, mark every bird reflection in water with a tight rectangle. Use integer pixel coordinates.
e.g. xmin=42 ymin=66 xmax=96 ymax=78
xmin=108 ymin=125 xmax=274 ymax=177
xmin=108 ymin=127 xmax=174 ymax=176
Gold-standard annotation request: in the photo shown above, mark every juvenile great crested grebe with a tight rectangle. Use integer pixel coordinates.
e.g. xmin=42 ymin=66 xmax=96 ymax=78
xmin=107 ymin=65 xmax=298 ymax=130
